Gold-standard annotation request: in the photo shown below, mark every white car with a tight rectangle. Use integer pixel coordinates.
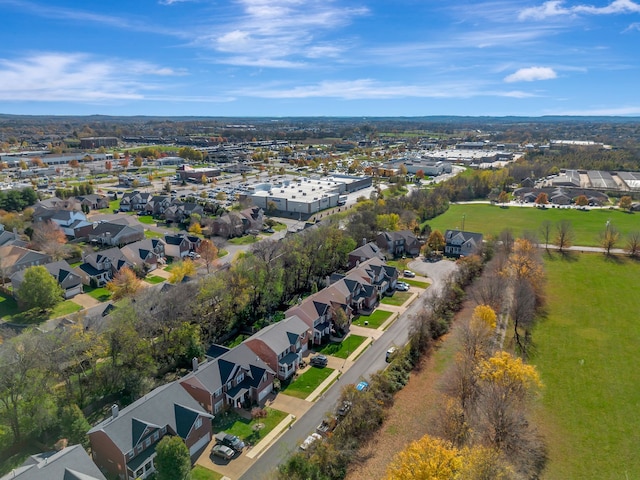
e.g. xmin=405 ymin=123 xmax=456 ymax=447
xmin=299 ymin=432 xmax=323 ymax=450
xmin=403 ymin=270 xmax=416 ymax=278
xmin=396 ymin=282 xmax=410 ymax=291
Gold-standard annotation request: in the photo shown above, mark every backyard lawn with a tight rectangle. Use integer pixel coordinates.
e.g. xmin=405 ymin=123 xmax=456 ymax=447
xmin=137 ymin=215 xmax=156 ymax=225
xmin=0 ymin=296 xmax=82 ymax=324
xmin=533 ymin=253 xmax=640 ymax=480
xmin=211 ymin=407 xmax=288 ymax=446
xmin=144 ymin=230 xmax=165 ymax=239
xmin=281 ymin=366 xmax=335 ymax=399
xmin=316 ymin=334 xmax=367 ymax=359
xmin=380 ymin=291 xmax=412 ymax=306
xmin=145 ymin=275 xmax=166 ymax=285
xmin=352 ymin=310 xmax=393 ymax=329
xmin=427 ymin=203 xmax=638 ymax=247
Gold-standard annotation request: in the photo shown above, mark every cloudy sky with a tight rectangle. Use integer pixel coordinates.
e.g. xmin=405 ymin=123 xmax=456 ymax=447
xmin=0 ymin=0 xmax=639 ymax=116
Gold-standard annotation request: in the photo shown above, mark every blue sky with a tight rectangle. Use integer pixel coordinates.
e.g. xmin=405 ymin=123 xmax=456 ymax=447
xmin=0 ymin=0 xmax=639 ymax=117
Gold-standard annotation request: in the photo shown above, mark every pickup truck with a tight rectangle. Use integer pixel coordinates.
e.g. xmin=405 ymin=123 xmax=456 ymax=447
xmin=316 ymin=417 xmax=337 ymax=436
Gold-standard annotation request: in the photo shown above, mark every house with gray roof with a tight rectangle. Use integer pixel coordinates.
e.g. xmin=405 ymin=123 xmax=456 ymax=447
xmin=0 ymin=444 xmax=106 ymax=480
xmin=76 ymin=248 xmax=132 ymax=287
xmin=120 ymin=238 xmax=166 ymax=272
xmin=88 ymin=381 xmax=213 ymax=480
xmin=0 ymin=225 xmax=27 ymax=247
xmin=180 ymin=343 xmax=276 ymax=413
xmin=376 ymin=230 xmax=421 ymax=258
xmin=11 ymin=260 xmax=83 ymax=299
xmin=0 ymin=245 xmax=51 ymax=280
xmin=444 ymin=230 xmax=483 ymax=258
xmin=244 ymin=316 xmax=311 ymax=380
xmin=347 ymin=241 xmax=385 ymax=269
xmin=76 ymin=220 xmax=144 ymax=247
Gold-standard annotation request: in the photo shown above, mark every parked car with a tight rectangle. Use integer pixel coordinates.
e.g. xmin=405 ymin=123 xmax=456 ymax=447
xmin=396 ymin=282 xmax=409 ymax=291
xmin=386 ymin=346 xmax=397 ymax=362
xmin=215 ymin=432 xmax=245 ymax=452
xmin=310 ymin=354 xmax=328 ymax=367
xmin=356 ymin=381 xmax=370 ymax=392
xmin=403 ymin=270 xmax=416 ymax=278
xmin=212 ymin=444 xmax=235 ymax=460
xmin=316 ymin=417 xmax=337 ymax=436
xmin=336 ymin=400 xmax=352 ymax=416
xmin=299 ymin=432 xmax=323 ymax=451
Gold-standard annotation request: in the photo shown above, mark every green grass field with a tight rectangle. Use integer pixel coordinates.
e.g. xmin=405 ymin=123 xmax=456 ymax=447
xmin=281 ymin=366 xmax=335 ymax=399
xmin=352 ymin=309 xmax=393 ymax=328
xmin=85 ymin=286 xmax=112 ymax=301
xmin=380 ymin=291 xmax=412 ymax=306
xmin=0 ymin=293 xmax=81 ymax=323
xmin=403 ymin=279 xmax=431 ymax=289
xmin=228 ymin=235 xmax=259 ymax=245
xmin=428 ymin=204 xmax=637 ymax=247
xmin=533 ymin=253 xmax=640 ymax=479
xmin=192 ymin=465 xmax=223 ymax=480
xmin=145 ymin=275 xmax=166 ymax=285
xmin=316 ymin=334 xmax=367 ymax=359
xmin=212 ymin=407 xmax=287 ymax=445
xmin=137 ymin=215 xmax=156 ymax=225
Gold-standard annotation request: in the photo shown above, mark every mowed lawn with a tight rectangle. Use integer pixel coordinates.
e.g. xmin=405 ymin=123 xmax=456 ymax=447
xmin=428 ymin=203 xmax=638 ymax=247
xmin=533 ymin=253 xmax=640 ymax=479
xmin=281 ymin=366 xmax=334 ymax=399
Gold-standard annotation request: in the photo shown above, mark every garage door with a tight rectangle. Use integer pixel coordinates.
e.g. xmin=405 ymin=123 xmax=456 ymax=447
xmin=258 ymin=383 xmax=273 ymax=402
xmin=189 ymin=432 xmax=211 ymax=456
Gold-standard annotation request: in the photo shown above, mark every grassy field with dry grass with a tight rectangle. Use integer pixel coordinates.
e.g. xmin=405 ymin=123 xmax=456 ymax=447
xmin=345 ymin=301 xmax=474 ymax=480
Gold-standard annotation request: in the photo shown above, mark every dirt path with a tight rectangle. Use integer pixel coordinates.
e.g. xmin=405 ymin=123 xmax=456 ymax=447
xmin=345 ymin=298 xmax=476 ymax=480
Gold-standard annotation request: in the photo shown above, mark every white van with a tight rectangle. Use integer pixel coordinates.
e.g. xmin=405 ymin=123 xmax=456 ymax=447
xmin=386 ymin=346 xmax=397 ymax=362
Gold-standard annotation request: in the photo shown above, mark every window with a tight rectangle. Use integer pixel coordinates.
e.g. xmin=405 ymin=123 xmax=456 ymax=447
xmin=145 ymin=437 xmax=151 ymax=448
xmin=195 ymin=417 xmax=202 ymax=429
xmin=128 ymin=451 xmax=134 ymax=459
xmin=214 ymin=388 xmax=222 ymax=398
xmin=153 ymin=431 xmax=159 ymax=442
xmin=226 ymin=381 xmax=232 ymax=390
xmin=214 ymin=400 xmax=223 ymax=413
xmin=136 ymin=444 xmax=143 ymax=454
xmin=136 ymin=468 xmax=144 ymax=477
xmin=236 ymin=372 xmax=244 ymax=383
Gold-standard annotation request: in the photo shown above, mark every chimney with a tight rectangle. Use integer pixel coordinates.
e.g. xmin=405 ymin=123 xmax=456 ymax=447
xmin=192 ymin=357 xmax=199 ymax=372
xmin=111 ymin=404 xmax=119 ymax=419
xmin=362 ymin=238 xmax=367 ymax=246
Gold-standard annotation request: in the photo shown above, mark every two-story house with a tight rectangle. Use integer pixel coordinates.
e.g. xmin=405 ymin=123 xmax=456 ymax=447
xmin=244 ymin=316 xmax=311 ymax=380
xmin=75 ymin=194 xmax=110 ymax=211
xmin=375 ymin=230 xmax=422 ymax=258
xmin=0 ymin=246 xmax=51 ymax=280
xmin=76 ymin=221 xmax=144 ymax=247
xmin=444 ymin=230 xmax=483 ymax=258
xmin=76 ymin=248 xmax=132 ymax=286
xmin=347 ymin=241 xmax=386 ymax=269
xmin=11 ymin=260 xmax=83 ymax=299
xmin=45 ymin=210 xmax=91 ymax=238
xmin=163 ymin=233 xmax=201 ymax=259
xmin=88 ymin=382 xmax=213 ymax=480
xmin=119 ymin=192 xmax=152 ymax=212
xmin=179 ymin=344 xmax=276 ymax=413
xmin=120 ymin=238 xmax=166 ymax=272
xmin=143 ymin=195 xmax=173 ymax=216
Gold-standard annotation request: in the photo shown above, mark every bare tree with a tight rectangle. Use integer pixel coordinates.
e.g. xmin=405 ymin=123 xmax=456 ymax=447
xmin=30 ymin=220 xmax=69 ymax=260
xmin=555 ymin=220 xmax=574 ymax=252
xmin=539 ymin=220 xmax=552 ymax=250
xmin=498 ymin=229 xmax=515 ymax=256
xmin=599 ymin=223 xmax=619 ymax=256
xmin=510 ymin=279 xmax=537 ymax=358
xmin=197 ymin=239 xmax=218 ymax=274
xmin=626 ymin=231 xmax=640 ymax=258
xmin=471 ymin=273 xmax=507 ymax=313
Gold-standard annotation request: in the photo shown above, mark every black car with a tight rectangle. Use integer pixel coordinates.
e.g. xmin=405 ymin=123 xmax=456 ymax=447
xmin=215 ymin=432 xmax=245 ymax=452
xmin=309 ymin=354 xmax=328 ymax=367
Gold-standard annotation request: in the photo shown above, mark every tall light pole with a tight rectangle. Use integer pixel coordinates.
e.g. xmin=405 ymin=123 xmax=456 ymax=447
xmin=461 ymin=214 xmax=466 ymax=231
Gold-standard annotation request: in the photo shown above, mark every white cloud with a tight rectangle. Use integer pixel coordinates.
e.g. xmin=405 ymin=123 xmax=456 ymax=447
xmin=504 ymin=67 xmax=557 ymax=82
xmin=192 ymin=0 xmax=368 ymax=68
xmin=519 ymin=0 xmax=640 ymax=20
xmin=623 ymin=22 xmax=640 ymax=31
xmin=0 ymin=52 xmax=182 ymax=102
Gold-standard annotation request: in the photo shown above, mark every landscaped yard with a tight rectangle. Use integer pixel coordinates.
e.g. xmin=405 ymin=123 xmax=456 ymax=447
xmin=192 ymin=465 xmax=223 ymax=480
xmin=281 ymin=366 xmax=335 ymax=399
xmin=137 ymin=215 xmax=156 ymax=225
xmin=211 ymin=407 xmax=288 ymax=446
xmin=85 ymin=286 xmax=112 ymax=301
xmin=532 ymin=253 xmax=640 ymax=479
xmin=380 ymin=291 xmax=412 ymax=306
xmin=427 ymin=203 xmax=637 ymax=247
xmin=352 ymin=310 xmax=393 ymax=329
xmin=316 ymin=334 xmax=367 ymax=359
xmin=144 ymin=230 xmax=165 ymax=239
xmin=403 ymin=279 xmax=430 ymax=289
xmin=228 ymin=235 xmax=259 ymax=245
xmin=0 ymin=295 xmax=82 ymax=324
xmin=145 ymin=275 xmax=166 ymax=284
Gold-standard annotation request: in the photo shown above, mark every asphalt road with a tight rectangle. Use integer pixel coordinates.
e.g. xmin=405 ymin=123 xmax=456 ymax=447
xmin=239 ymin=258 xmax=458 ymax=480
